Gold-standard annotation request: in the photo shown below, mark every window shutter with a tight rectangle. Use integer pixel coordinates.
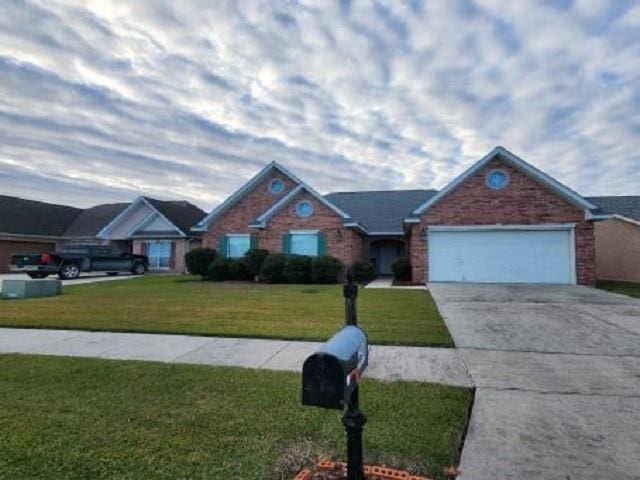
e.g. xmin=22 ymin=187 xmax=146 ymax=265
xmin=282 ymin=234 xmax=291 ymax=254
xmin=250 ymin=235 xmax=258 ymax=250
xmin=317 ymin=232 xmax=327 ymax=256
xmin=169 ymin=242 xmax=176 ymax=270
xmin=218 ymin=235 xmax=228 ymax=257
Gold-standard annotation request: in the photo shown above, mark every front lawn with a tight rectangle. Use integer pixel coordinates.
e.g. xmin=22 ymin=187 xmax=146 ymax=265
xmin=596 ymin=279 xmax=640 ymax=299
xmin=0 ymin=355 xmax=472 ymax=479
xmin=0 ymin=275 xmax=452 ymax=346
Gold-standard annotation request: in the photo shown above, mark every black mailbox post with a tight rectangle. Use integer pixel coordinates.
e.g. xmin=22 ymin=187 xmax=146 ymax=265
xmin=302 ymin=271 xmax=368 ymax=480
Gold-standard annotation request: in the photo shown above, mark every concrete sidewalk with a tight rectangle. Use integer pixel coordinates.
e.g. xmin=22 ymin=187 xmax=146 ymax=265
xmin=0 ymin=273 xmax=139 ymax=292
xmin=0 ymin=327 xmax=472 ymax=387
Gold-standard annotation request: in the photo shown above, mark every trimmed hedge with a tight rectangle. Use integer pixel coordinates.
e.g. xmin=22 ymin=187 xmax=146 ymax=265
xmin=259 ymin=253 xmax=287 ymax=283
xmin=311 ymin=255 xmax=342 ymax=284
xmin=283 ymin=255 xmax=312 ymax=284
xmin=206 ymin=257 xmax=232 ymax=281
xmin=228 ymin=258 xmax=252 ymax=281
xmin=184 ymin=248 xmax=217 ymax=277
xmin=391 ymin=257 xmax=412 ymax=281
xmin=244 ymin=249 xmax=270 ymax=278
xmin=351 ymin=260 xmax=377 ymax=284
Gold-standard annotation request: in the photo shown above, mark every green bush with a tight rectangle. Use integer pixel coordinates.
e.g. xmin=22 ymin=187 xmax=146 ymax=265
xmin=351 ymin=260 xmax=377 ymax=284
xmin=244 ymin=249 xmax=270 ymax=277
xmin=311 ymin=255 xmax=343 ymax=284
xmin=205 ymin=257 xmax=232 ymax=281
xmin=391 ymin=257 xmax=412 ymax=281
xmin=184 ymin=248 xmax=217 ymax=277
xmin=228 ymin=258 xmax=252 ymax=281
xmin=259 ymin=253 xmax=287 ymax=283
xmin=283 ymin=255 xmax=312 ymax=283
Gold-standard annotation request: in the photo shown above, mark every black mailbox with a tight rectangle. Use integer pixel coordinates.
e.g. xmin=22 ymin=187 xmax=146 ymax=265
xmin=302 ymin=325 xmax=368 ymax=410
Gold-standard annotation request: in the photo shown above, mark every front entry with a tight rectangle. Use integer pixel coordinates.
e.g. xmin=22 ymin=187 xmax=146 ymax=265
xmin=370 ymin=239 xmax=405 ymax=275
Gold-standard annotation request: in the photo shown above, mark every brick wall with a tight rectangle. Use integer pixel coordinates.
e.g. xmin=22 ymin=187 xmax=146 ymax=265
xmin=256 ymin=190 xmax=364 ymax=267
xmin=594 ymin=218 xmax=640 ymax=282
xmin=202 ymin=171 xmax=296 ymax=249
xmin=0 ymin=239 xmax=55 ymax=273
xmin=410 ymin=157 xmax=596 ymax=285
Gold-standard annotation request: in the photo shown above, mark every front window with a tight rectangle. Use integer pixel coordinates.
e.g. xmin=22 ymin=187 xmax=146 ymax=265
xmin=227 ymin=234 xmax=251 ymax=258
xmin=296 ymin=201 xmax=314 ymax=218
xmin=147 ymin=241 xmax=172 ymax=269
xmin=290 ymin=233 xmax=319 ymax=256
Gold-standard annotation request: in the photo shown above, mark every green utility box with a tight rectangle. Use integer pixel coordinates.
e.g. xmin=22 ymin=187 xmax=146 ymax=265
xmin=1 ymin=280 xmax=62 ymax=300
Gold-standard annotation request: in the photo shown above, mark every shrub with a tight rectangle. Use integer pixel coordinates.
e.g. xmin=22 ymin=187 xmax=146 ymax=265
xmin=351 ymin=260 xmax=377 ymax=284
xmin=283 ymin=255 xmax=312 ymax=283
xmin=391 ymin=257 xmax=412 ymax=281
xmin=244 ymin=249 xmax=270 ymax=277
xmin=311 ymin=255 xmax=343 ymax=284
xmin=184 ymin=248 xmax=217 ymax=277
xmin=205 ymin=257 xmax=232 ymax=281
xmin=259 ymin=253 xmax=287 ymax=283
xmin=228 ymin=258 xmax=252 ymax=281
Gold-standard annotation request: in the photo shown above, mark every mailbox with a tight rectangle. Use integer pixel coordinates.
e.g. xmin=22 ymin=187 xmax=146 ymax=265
xmin=302 ymin=325 xmax=368 ymax=410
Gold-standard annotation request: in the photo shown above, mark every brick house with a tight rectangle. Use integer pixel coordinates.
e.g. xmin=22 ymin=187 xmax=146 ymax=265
xmin=194 ymin=146 xmax=624 ymax=285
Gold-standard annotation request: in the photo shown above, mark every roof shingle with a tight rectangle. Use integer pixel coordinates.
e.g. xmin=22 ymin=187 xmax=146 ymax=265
xmin=0 ymin=195 xmax=82 ymax=237
xmin=587 ymin=196 xmax=640 ymax=222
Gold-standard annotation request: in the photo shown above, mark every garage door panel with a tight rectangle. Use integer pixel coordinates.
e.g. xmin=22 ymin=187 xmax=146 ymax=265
xmin=428 ymin=230 xmax=574 ymax=284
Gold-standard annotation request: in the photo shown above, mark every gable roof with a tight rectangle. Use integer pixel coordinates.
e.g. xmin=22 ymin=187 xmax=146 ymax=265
xmin=326 ymin=190 xmax=437 ymax=233
xmin=193 ymin=161 xmax=307 ymax=231
xmin=143 ymin=197 xmax=205 ymax=235
xmin=410 ymin=146 xmax=598 ymax=219
xmin=0 ymin=195 xmax=82 ymax=237
xmin=63 ymin=203 xmax=129 ymax=237
xmin=250 ymin=184 xmax=352 ymax=228
xmin=98 ymin=196 xmax=205 ymax=238
xmin=587 ymin=196 xmax=640 ymax=223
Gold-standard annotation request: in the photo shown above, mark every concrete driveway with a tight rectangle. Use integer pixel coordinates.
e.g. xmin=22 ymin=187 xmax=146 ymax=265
xmin=429 ymin=283 xmax=640 ymax=480
xmin=0 ymin=272 xmax=138 ymax=292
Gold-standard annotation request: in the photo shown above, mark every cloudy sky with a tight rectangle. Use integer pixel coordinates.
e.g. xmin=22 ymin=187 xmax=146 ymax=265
xmin=1 ymin=0 xmax=639 ymax=210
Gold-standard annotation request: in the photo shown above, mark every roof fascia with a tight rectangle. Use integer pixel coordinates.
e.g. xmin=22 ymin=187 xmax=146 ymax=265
xmin=140 ymin=197 xmax=187 ymax=237
xmin=96 ymin=196 xmax=145 ymax=239
xmin=613 ymin=214 xmax=640 ymax=227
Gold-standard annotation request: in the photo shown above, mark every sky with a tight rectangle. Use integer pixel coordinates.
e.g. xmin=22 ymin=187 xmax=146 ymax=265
xmin=0 ymin=0 xmax=639 ymax=210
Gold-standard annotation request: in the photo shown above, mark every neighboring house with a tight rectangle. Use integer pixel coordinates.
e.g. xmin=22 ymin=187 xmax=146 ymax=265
xmin=0 ymin=195 xmax=204 ymax=274
xmin=194 ymin=146 xmax=606 ymax=285
xmin=0 ymin=195 xmax=82 ymax=273
xmin=97 ymin=196 xmax=205 ymax=273
xmin=586 ymin=196 xmax=640 ymax=282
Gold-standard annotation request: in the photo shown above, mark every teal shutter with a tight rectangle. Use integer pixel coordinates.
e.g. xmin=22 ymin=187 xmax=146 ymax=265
xmin=282 ymin=234 xmax=291 ymax=254
xmin=317 ymin=232 xmax=327 ymax=256
xmin=250 ymin=235 xmax=258 ymax=250
xmin=218 ymin=235 xmax=228 ymax=257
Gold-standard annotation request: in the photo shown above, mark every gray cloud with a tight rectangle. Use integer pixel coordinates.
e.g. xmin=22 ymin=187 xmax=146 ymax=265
xmin=0 ymin=0 xmax=638 ymax=211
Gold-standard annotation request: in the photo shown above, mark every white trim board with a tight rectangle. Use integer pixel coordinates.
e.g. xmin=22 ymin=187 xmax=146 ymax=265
xmin=427 ymin=223 xmax=576 ymax=232
xmin=408 ymin=146 xmax=597 ymax=220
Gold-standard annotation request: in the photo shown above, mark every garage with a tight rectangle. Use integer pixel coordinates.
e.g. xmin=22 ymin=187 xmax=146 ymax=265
xmin=0 ymin=240 xmax=56 ymax=273
xmin=428 ymin=226 xmax=575 ymax=284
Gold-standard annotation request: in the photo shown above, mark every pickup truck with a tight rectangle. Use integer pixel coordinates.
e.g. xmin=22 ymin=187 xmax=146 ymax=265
xmin=10 ymin=244 xmax=148 ymax=280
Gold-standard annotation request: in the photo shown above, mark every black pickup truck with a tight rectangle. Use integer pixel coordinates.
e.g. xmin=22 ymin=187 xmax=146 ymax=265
xmin=10 ymin=244 xmax=148 ymax=280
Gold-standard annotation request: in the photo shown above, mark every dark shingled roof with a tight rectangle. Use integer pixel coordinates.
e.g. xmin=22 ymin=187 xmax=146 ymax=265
xmin=325 ymin=190 xmax=438 ymax=233
xmin=0 ymin=195 xmax=82 ymax=237
xmin=144 ymin=197 xmax=206 ymax=235
xmin=63 ymin=203 xmax=129 ymax=237
xmin=587 ymin=196 xmax=640 ymax=222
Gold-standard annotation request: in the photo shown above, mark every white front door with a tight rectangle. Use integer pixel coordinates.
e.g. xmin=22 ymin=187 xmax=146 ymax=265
xmin=428 ymin=228 xmax=575 ymax=284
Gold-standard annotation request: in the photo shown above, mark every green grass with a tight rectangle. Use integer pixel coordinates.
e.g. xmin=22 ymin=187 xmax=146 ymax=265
xmin=0 ymin=355 xmax=472 ymax=479
xmin=596 ymin=279 xmax=640 ymax=299
xmin=0 ymin=276 xmax=452 ymax=347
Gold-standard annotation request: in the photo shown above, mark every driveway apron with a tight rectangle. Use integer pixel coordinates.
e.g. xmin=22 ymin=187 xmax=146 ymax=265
xmin=429 ymin=283 xmax=640 ymax=480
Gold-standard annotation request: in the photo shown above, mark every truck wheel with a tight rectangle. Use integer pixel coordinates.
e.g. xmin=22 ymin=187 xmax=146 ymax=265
xmin=27 ymin=273 xmax=49 ymax=279
xmin=132 ymin=262 xmax=146 ymax=275
xmin=59 ymin=263 xmax=80 ymax=280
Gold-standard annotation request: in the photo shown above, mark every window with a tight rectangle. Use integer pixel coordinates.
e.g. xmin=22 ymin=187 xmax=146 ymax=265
xmin=147 ymin=241 xmax=172 ymax=269
xmin=269 ymin=178 xmax=285 ymax=194
xmin=486 ymin=169 xmax=510 ymax=190
xmin=227 ymin=234 xmax=251 ymax=258
xmin=296 ymin=200 xmax=314 ymax=218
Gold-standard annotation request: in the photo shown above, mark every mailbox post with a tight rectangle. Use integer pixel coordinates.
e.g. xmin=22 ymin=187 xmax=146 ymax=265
xmin=302 ymin=270 xmax=368 ymax=480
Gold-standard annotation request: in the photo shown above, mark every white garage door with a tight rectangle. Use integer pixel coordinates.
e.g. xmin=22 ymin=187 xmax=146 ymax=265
xmin=428 ymin=228 xmax=575 ymax=284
